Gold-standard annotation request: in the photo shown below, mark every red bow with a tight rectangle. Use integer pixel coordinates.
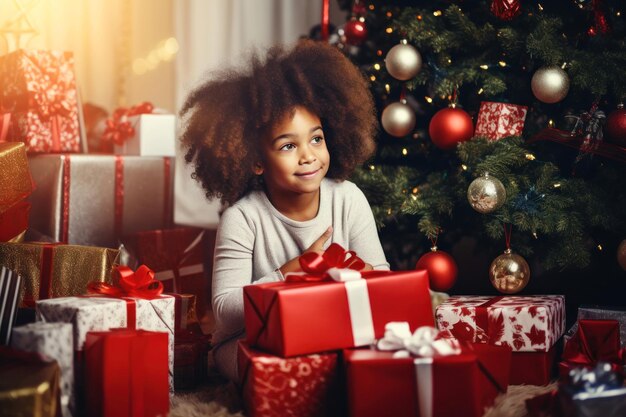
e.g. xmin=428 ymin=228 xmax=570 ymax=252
xmin=88 ymin=265 xmax=163 ymax=299
xmin=286 ymin=243 xmax=365 ymax=282
xmin=102 ymin=102 xmax=154 ymax=145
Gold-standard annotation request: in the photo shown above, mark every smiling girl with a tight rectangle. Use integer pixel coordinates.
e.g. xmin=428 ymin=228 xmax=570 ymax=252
xmin=180 ymin=40 xmax=389 ymax=382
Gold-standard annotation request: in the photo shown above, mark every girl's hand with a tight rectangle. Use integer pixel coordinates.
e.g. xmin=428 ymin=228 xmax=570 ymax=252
xmin=361 ymin=263 xmax=373 ymax=272
xmin=278 ymin=226 xmax=333 ymax=276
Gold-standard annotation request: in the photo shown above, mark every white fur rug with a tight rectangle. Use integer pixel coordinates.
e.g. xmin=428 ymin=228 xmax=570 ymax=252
xmin=169 ymin=380 xmax=557 ymax=417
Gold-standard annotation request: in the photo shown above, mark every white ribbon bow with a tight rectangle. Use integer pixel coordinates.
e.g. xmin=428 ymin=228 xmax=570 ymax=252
xmin=376 ymin=322 xmax=461 ymax=358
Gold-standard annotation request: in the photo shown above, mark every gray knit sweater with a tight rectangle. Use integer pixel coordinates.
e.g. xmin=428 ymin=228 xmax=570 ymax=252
xmin=211 ymin=178 xmax=389 ymax=381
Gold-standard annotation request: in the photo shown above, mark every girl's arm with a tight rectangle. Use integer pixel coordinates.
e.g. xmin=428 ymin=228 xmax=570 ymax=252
xmin=211 ymin=207 xmax=281 ymax=336
xmin=347 ymin=184 xmax=391 ymax=271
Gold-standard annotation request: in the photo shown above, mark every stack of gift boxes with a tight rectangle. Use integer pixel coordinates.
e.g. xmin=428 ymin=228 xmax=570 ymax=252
xmin=0 ymin=48 xmax=212 ymax=417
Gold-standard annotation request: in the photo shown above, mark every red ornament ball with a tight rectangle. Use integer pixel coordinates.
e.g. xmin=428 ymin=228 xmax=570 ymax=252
xmin=415 ymin=249 xmax=458 ymax=291
xmin=429 ymin=107 xmax=474 ymax=150
xmin=605 ymin=107 xmax=626 ymax=147
xmin=344 ymin=19 xmax=368 ymax=45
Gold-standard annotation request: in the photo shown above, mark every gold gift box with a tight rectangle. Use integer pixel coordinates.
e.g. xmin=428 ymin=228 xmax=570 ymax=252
xmin=0 ymin=349 xmax=62 ymax=417
xmin=0 ymin=242 xmax=119 ymax=307
xmin=0 ymin=142 xmax=34 ymax=213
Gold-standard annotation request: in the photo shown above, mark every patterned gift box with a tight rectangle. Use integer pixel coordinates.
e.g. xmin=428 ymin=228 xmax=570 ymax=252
xmin=0 ymin=49 xmax=80 ymax=153
xmin=343 ymin=343 xmax=511 ymax=417
xmin=11 ymin=322 xmax=74 ymax=417
xmin=0 ymin=346 xmax=62 ymax=417
xmin=27 ymin=154 xmax=174 ymax=247
xmin=113 ymin=114 xmax=176 ymax=156
xmin=0 ymin=241 xmax=119 ymax=307
xmin=36 ymin=295 xmax=175 ymax=390
xmin=122 ymin=227 xmax=215 ymax=320
xmin=84 ymin=329 xmax=169 ymax=417
xmin=174 ymin=331 xmax=211 ymax=391
xmin=238 ymin=341 xmax=341 ymax=417
xmin=244 ymin=269 xmax=433 ymax=357
xmin=0 ymin=266 xmax=21 ymax=345
xmin=0 ymin=142 xmax=33 ymax=213
xmin=435 ymin=295 xmax=565 ymax=352
xmin=474 ymin=101 xmax=528 ymax=141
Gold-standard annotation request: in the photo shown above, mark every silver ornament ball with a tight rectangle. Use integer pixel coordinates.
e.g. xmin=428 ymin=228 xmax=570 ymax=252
xmin=467 ymin=173 xmax=507 ymax=214
xmin=381 ymin=101 xmax=416 ymax=137
xmin=385 ymin=43 xmax=422 ymax=81
xmin=489 ymin=249 xmax=531 ymax=294
xmin=531 ymin=66 xmax=570 ymax=104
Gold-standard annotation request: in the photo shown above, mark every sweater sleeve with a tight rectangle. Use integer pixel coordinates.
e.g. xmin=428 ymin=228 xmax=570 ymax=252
xmin=212 ymin=206 xmax=282 ymax=338
xmin=347 ymin=183 xmax=390 ymax=271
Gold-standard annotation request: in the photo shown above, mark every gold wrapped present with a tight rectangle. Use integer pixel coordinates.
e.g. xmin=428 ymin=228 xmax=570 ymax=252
xmin=0 ymin=142 xmax=33 ymax=213
xmin=27 ymin=154 xmax=173 ymax=247
xmin=0 ymin=242 xmax=119 ymax=307
xmin=0 ymin=347 xmax=62 ymax=417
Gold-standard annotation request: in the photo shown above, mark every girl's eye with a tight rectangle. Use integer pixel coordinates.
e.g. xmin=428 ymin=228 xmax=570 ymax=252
xmin=311 ymin=136 xmax=324 ymax=144
xmin=279 ymin=143 xmax=296 ymax=151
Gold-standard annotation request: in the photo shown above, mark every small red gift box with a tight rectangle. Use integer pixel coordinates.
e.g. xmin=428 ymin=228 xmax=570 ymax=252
xmin=238 ymin=341 xmax=341 ymax=417
xmin=122 ymin=227 xmax=215 ymax=321
xmin=344 ymin=343 xmax=511 ymax=417
xmin=84 ymin=328 xmax=169 ymax=417
xmin=436 ymin=295 xmax=565 ymax=352
xmin=0 ymin=200 xmax=30 ymax=242
xmin=559 ymin=319 xmax=624 ymax=379
xmin=510 ymin=347 xmax=557 ymax=385
xmin=0 ymin=49 xmax=80 ymax=153
xmin=474 ymin=101 xmax=528 ymax=141
xmin=244 ymin=268 xmax=433 ymax=357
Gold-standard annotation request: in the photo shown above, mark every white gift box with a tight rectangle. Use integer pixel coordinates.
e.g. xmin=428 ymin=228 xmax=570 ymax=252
xmin=12 ymin=322 xmax=75 ymax=417
xmin=435 ymin=295 xmax=565 ymax=352
xmin=36 ymin=295 xmax=175 ymax=390
xmin=114 ymin=114 xmax=176 ymax=156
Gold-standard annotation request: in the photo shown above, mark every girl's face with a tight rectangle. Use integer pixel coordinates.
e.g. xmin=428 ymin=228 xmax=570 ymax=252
xmin=257 ymin=106 xmax=330 ymax=200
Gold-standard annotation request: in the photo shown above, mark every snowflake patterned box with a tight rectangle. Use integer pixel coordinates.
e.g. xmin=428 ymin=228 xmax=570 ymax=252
xmin=36 ymin=295 xmax=175 ymax=390
xmin=474 ymin=101 xmax=528 ymax=141
xmin=237 ymin=341 xmax=341 ymax=417
xmin=244 ymin=270 xmax=433 ymax=357
xmin=435 ymin=295 xmax=566 ymax=352
xmin=11 ymin=322 xmax=74 ymax=417
xmin=0 ymin=49 xmax=80 ymax=153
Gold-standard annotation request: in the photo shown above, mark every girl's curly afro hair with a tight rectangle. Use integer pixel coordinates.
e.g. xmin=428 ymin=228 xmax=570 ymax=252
xmin=179 ymin=39 xmax=378 ymax=206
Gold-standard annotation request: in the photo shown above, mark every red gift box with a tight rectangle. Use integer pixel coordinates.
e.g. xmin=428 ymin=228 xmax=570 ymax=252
xmin=238 ymin=341 xmax=341 ymax=417
xmin=474 ymin=101 xmax=528 ymax=141
xmin=244 ymin=269 xmax=433 ymax=357
xmin=510 ymin=347 xmax=557 ymax=385
xmin=0 ymin=50 xmax=80 ymax=153
xmin=122 ymin=227 xmax=215 ymax=321
xmin=0 ymin=200 xmax=30 ymax=242
xmin=84 ymin=328 xmax=169 ymax=417
xmin=559 ymin=319 xmax=624 ymax=379
xmin=344 ymin=343 xmax=511 ymax=417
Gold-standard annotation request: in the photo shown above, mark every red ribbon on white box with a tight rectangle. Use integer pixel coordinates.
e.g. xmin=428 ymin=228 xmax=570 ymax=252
xmin=377 ymin=322 xmax=461 ymax=417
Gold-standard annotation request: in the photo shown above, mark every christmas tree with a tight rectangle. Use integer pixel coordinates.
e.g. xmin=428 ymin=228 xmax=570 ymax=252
xmin=328 ymin=0 xmax=626 ymax=304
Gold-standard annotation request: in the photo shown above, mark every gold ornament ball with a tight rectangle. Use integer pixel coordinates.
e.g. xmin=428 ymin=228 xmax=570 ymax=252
xmin=385 ymin=43 xmax=422 ymax=81
xmin=618 ymin=239 xmax=626 ymax=271
xmin=531 ymin=66 xmax=570 ymax=104
xmin=381 ymin=101 xmax=416 ymax=137
xmin=489 ymin=249 xmax=531 ymax=294
xmin=467 ymin=173 xmax=506 ymax=214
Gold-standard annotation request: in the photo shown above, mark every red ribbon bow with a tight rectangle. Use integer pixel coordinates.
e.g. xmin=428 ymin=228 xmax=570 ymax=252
xmin=102 ymin=101 xmax=154 ymax=145
xmin=286 ymin=243 xmax=366 ymax=282
xmin=87 ymin=265 xmax=163 ymax=299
